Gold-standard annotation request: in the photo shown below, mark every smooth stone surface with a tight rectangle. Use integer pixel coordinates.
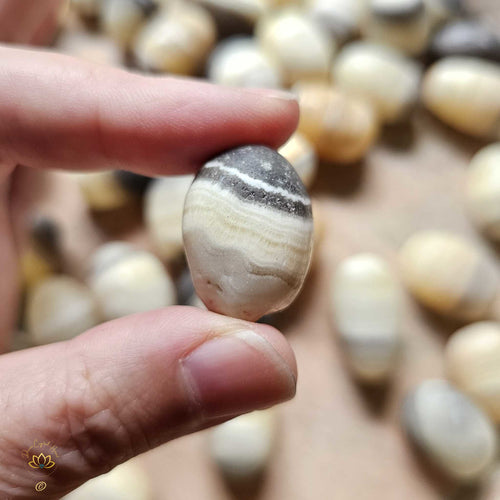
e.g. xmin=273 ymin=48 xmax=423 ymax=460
xmin=26 ymin=276 xmax=100 ymax=345
xmin=278 ymin=132 xmax=318 ymax=189
xmin=207 ymin=37 xmax=282 ymax=88
xmin=331 ymin=253 xmax=402 ymax=382
xmin=402 ymin=379 xmax=497 ymax=481
xmin=429 ymin=20 xmax=500 ymax=62
xmin=100 ymin=0 xmax=158 ymax=48
xmin=145 ymin=175 xmax=194 ymax=261
xmin=75 ymin=171 xmax=133 ymax=211
xmin=332 ymin=42 xmax=422 ymax=124
xmin=62 ymin=461 xmax=152 ymax=500
xmin=465 ymin=143 xmax=500 ymax=242
xmin=256 ymin=9 xmax=335 ymax=85
xmin=183 ymin=145 xmax=313 ymax=321
xmin=56 ymin=31 xmax=124 ymax=67
xmin=134 ymin=2 xmax=216 ymax=75
xmin=399 ymin=230 xmax=498 ymax=321
xmin=363 ymin=0 xmax=430 ymax=55
xmin=210 ymin=410 xmax=277 ymax=480
xmin=422 ymin=57 xmax=500 ymax=139
xmin=306 ymin=0 xmax=364 ymax=43
xmin=88 ymin=242 xmax=176 ymax=320
xmin=446 ymin=322 xmax=500 ymax=422
xmin=296 ymin=82 xmax=379 ymax=164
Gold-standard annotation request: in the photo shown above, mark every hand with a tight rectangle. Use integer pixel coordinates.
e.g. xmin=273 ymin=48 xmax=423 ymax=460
xmin=0 ymin=14 xmax=299 ymax=499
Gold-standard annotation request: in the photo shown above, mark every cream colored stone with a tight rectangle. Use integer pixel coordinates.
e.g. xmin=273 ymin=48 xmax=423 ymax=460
xmin=88 ymin=242 xmax=176 ymax=320
xmin=362 ymin=0 xmax=431 ymax=56
xmin=296 ymin=81 xmax=379 ymax=164
xmin=256 ymin=8 xmax=335 ymax=85
xmin=208 ymin=37 xmax=282 ymax=88
xmin=422 ymin=57 xmax=500 ymax=139
xmin=399 ymin=231 xmax=498 ymax=320
xmin=403 ymin=379 xmax=497 ymax=481
xmin=465 ymin=143 xmax=500 ymax=241
xmin=332 ymin=42 xmax=422 ymax=123
xmin=278 ymin=132 xmax=318 ymax=188
xmin=331 ymin=253 xmax=401 ymax=382
xmin=210 ymin=410 xmax=277 ymax=480
xmin=27 ymin=276 xmax=100 ymax=345
xmin=75 ymin=171 xmax=132 ymax=211
xmin=62 ymin=461 xmax=152 ymax=500
xmin=445 ymin=322 xmax=500 ymax=422
xmin=133 ymin=2 xmax=216 ymax=75
xmin=145 ymin=175 xmax=193 ymax=261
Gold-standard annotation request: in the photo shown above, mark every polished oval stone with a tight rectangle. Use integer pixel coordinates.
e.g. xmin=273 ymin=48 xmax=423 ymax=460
xmin=256 ymin=8 xmax=335 ymax=85
xmin=56 ymin=30 xmax=124 ymax=67
xmin=183 ymin=145 xmax=313 ymax=321
xmin=429 ymin=20 xmax=500 ymax=63
xmin=402 ymin=379 xmax=497 ymax=481
xmin=296 ymin=81 xmax=379 ymax=164
xmin=144 ymin=175 xmax=194 ymax=261
xmin=362 ymin=0 xmax=430 ymax=55
xmin=278 ymin=132 xmax=318 ymax=189
xmin=26 ymin=276 xmax=100 ymax=345
xmin=134 ymin=2 xmax=216 ymax=75
xmin=305 ymin=0 xmax=364 ymax=43
xmin=62 ymin=461 xmax=152 ymax=500
xmin=331 ymin=253 xmax=401 ymax=382
xmin=75 ymin=171 xmax=133 ymax=212
xmin=332 ymin=41 xmax=422 ymax=124
xmin=446 ymin=322 xmax=500 ymax=422
xmin=422 ymin=57 xmax=500 ymax=139
xmin=88 ymin=242 xmax=176 ymax=320
xmin=207 ymin=37 xmax=282 ymax=88
xmin=210 ymin=410 xmax=276 ymax=480
xmin=100 ymin=0 xmax=158 ymax=48
xmin=399 ymin=230 xmax=499 ymax=320
xmin=465 ymin=143 xmax=500 ymax=242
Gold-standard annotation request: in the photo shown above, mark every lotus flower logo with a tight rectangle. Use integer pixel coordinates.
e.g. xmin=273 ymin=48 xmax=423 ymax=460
xmin=28 ymin=453 xmax=55 ymax=470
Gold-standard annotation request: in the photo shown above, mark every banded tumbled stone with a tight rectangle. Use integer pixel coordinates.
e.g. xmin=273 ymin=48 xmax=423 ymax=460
xmin=331 ymin=253 xmax=402 ymax=382
xmin=402 ymin=379 xmax=497 ymax=481
xmin=183 ymin=145 xmax=313 ymax=321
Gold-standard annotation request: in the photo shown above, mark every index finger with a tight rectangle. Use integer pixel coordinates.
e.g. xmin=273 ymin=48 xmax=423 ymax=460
xmin=0 ymin=45 xmax=299 ymax=176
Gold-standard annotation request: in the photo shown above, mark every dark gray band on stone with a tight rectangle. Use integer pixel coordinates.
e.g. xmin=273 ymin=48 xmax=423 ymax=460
xmin=197 ymin=165 xmax=312 ymax=218
xmin=197 ymin=145 xmax=312 ymax=218
xmin=205 ymin=145 xmax=310 ymax=197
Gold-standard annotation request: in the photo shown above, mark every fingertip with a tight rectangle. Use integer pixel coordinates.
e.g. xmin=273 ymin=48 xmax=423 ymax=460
xmin=249 ymin=322 xmax=298 ymax=385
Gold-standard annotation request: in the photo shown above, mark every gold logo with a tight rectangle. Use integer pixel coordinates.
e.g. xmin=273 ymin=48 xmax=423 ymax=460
xmin=22 ymin=439 xmax=59 ymax=476
xmin=35 ymin=481 xmax=47 ymax=492
xmin=28 ymin=453 xmax=55 ymax=470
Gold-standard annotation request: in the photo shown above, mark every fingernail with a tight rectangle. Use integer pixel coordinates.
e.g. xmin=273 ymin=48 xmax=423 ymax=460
xmin=242 ymin=87 xmax=298 ymax=103
xmin=180 ymin=330 xmax=296 ymax=420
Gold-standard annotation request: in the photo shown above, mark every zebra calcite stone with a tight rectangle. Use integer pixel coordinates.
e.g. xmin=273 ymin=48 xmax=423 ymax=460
xmin=182 ymin=145 xmax=313 ymax=321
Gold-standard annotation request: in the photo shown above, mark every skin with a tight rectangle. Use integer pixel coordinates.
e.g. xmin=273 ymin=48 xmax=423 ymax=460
xmin=0 ymin=2 xmax=299 ymax=498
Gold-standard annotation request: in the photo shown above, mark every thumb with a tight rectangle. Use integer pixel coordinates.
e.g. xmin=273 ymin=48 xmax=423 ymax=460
xmin=0 ymin=306 xmax=296 ymax=499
